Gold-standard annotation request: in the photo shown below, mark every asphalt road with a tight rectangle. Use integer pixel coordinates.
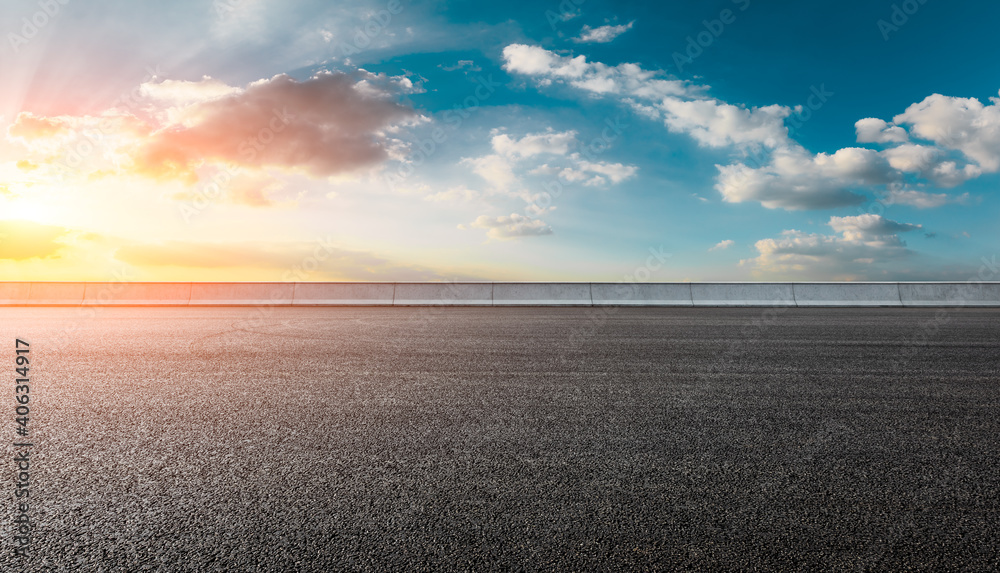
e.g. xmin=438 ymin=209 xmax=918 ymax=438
xmin=1 ymin=306 xmax=998 ymax=572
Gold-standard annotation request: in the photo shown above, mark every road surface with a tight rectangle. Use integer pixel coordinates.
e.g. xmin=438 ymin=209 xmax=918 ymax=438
xmin=1 ymin=307 xmax=998 ymax=571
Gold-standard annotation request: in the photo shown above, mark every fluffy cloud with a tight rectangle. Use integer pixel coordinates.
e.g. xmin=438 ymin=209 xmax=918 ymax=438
xmin=139 ymin=77 xmax=243 ymax=108
xmin=657 ymin=98 xmax=791 ymax=149
xmin=439 ymin=60 xmax=481 ymax=72
xmin=502 ymin=44 xmax=788 ymax=150
xmin=875 ymin=143 xmax=981 ymax=187
xmin=470 ymin=130 xmax=638 ymax=186
xmin=884 ymin=188 xmax=971 ymax=208
xmin=715 ymin=142 xmax=982 ymax=210
xmin=855 ymin=118 xmax=908 ymax=144
xmin=827 ymin=213 xmax=922 ymax=242
xmin=6 ymin=113 xmax=71 ymax=140
xmin=743 ymin=214 xmax=921 ymax=278
xmin=423 ymin=186 xmax=481 ymax=203
xmin=893 ymin=92 xmax=1000 ymax=171
xmin=573 ymin=21 xmax=634 ymax=44
xmin=492 ymin=130 xmax=578 ymax=158
xmin=5 ymin=111 xmax=152 ymax=174
xmin=715 ymin=146 xmax=893 ymax=210
xmin=467 ymin=213 xmax=553 ymax=239
xmin=460 ymin=154 xmax=519 ymax=192
xmin=709 ymin=240 xmax=735 ymax=251
xmin=5 ymin=69 xmax=424 ymax=190
xmin=128 ymin=71 xmax=421 ymax=182
xmin=880 ymin=143 xmax=939 ymax=173
xmin=461 ymin=130 xmax=582 ymax=195
xmin=502 ymin=44 xmax=693 ymax=99
xmin=559 ymin=158 xmax=638 ymax=185
xmin=454 ymin=126 xmax=642 ymax=237
xmin=504 ymin=44 xmax=989 ymax=211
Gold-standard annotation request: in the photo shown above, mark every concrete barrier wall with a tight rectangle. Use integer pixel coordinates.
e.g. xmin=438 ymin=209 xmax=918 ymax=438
xmin=690 ymin=283 xmax=796 ymax=306
xmin=0 ymin=283 xmax=31 ymax=305
xmin=2 ymin=282 xmax=999 ymax=306
xmin=493 ymin=283 xmax=592 ymax=306
xmin=82 ymin=283 xmax=192 ymax=306
xmin=898 ymin=282 xmax=1000 ymax=307
xmin=794 ymin=282 xmax=901 ymax=307
xmin=292 ymin=283 xmax=394 ymax=306
xmin=592 ymin=283 xmax=693 ymax=306
xmin=28 ymin=282 xmax=86 ymax=305
xmin=393 ymin=283 xmax=493 ymax=306
xmin=189 ymin=283 xmax=295 ymax=306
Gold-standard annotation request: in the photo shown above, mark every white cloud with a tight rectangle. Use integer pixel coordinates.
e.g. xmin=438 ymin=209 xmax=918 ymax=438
xmin=894 ymin=91 xmax=1000 ymax=171
xmin=139 ymin=77 xmax=243 ymax=108
xmin=880 ymin=143 xmax=939 ymax=173
xmin=928 ymin=161 xmax=982 ymax=187
xmin=492 ymin=130 xmax=577 ymax=158
xmin=503 ymin=44 xmax=996 ymax=212
xmin=10 ymin=70 xmax=426 ymax=184
xmin=855 ymin=118 xmax=908 ymax=144
xmin=658 ymin=98 xmax=791 ymax=149
xmin=460 ymin=154 xmax=518 ymax=192
xmin=502 ymin=44 xmax=694 ymax=99
xmin=573 ymin=21 xmax=634 ymax=44
xmin=884 ymin=188 xmax=971 ymax=208
xmin=528 ymin=164 xmax=560 ymax=177
xmin=459 ymin=127 xmax=638 ymax=237
xmin=709 ymin=239 xmax=735 ymax=251
xmin=439 ymin=60 xmax=481 ymax=72
xmin=827 ymin=213 xmax=922 ymax=243
xmin=556 ymin=167 xmax=590 ymax=183
xmin=715 ymin=146 xmax=893 ymax=210
xmin=880 ymin=144 xmax=982 ymax=187
xmin=424 ymin=186 xmax=481 ymax=203
xmin=502 ymin=44 xmax=788 ymax=151
xmin=463 ymin=128 xmax=637 ymax=197
xmin=743 ymin=214 xmax=922 ymax=278
xmin=468 ymin=213 xmax=553 ymax=239
xmin=573 ymin=158 xmax=637 ymax=183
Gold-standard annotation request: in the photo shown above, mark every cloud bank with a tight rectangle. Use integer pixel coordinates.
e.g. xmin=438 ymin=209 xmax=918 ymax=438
xmin=503 ymin=44 xmax=992 ymax=212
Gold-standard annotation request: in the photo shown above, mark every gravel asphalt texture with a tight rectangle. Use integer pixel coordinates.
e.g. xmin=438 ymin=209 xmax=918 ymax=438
xmin=1 ymin=306 xmax=998 ymax=572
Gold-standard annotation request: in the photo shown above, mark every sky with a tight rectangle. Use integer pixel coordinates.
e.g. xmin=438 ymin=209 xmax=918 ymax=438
xmin=0 ymin=0 xmax=997 ymax=282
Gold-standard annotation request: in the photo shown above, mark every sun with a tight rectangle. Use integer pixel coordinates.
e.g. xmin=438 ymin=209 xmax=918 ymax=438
xmin=1 ymin=194 xmax=53 ymax=225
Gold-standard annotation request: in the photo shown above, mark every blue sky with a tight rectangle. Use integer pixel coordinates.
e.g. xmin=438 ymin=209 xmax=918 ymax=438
xmin=0 ymin=0 xmax=996 ymax=281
